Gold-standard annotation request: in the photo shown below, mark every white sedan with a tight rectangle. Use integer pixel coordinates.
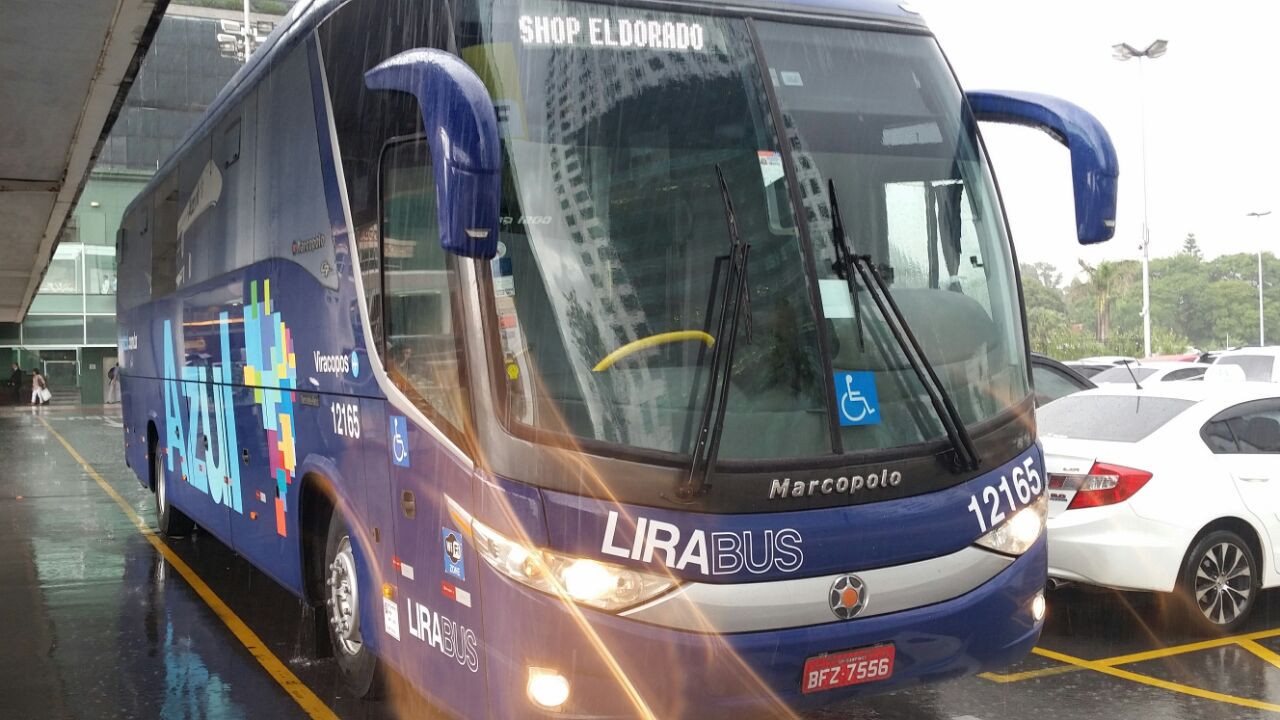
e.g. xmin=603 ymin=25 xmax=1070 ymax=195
xmin=1088 ymin=360 xmax=1207 ymax=385
xmin=1038 ymin=381 xmax=1280 ymax=632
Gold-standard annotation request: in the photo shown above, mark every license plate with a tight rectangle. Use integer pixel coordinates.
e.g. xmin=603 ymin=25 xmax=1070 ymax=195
xmin=801 ymin=644 xmax=895 ymax=694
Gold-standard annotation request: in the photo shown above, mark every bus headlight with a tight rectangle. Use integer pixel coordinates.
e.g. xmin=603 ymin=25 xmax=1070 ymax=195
xmin=472 ymin=520 xmax=676 ymax=612
xmin=975 ymin=494 xmax=1046 ymax=556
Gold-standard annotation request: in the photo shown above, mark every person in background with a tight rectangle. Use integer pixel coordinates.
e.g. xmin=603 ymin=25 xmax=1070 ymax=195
xmin=8 ymin=363 xmax=21 ymax=405
xmin=105 ymin=365 xmax=121 ymax=404
xmin=30 ymin=368 xmax=48 ymax=406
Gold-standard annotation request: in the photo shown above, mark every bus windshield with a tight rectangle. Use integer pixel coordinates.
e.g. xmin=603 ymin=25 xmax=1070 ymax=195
xmin=456 ymin=0 xmax=1028 ymax=462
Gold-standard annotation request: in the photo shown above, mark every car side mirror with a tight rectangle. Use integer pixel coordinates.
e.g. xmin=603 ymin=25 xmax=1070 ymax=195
xmin=967 ymin=90 xmax=1118 ymax=245
xmin=365 ymin=49 xmax=501 ymax=259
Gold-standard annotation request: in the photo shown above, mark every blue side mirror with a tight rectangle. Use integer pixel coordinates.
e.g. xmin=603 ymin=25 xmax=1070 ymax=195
xmin=365 ymin=49 xmax=501 ymax=259
xmin=967 ymin=90 xmax=1118 ymax=245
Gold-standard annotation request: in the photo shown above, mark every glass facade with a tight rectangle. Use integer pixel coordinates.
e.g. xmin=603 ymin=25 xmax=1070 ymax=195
xmin=0 ymin=5 xmax=289 ymax=401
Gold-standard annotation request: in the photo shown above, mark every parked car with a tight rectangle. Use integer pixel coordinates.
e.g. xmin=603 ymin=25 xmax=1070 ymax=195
xmin=1063 ymin=361 xmax=1112 ymax=379
xmin=1030 ymin=353 xmax=1095 ymax=406
xmin=1077 ymin=355 xmax=1139 ymax=366
xmin=1212 ymin=347 xmax=1280 ymax=382
xmin=1089 ymin=361 xmax=1207 ymax=386
xmin=1039 ymin=381 xmax=1280 ymax=632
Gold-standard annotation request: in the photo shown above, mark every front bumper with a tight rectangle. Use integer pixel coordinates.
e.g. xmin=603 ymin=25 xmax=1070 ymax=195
xmin=479 ymin=537 xmax=1046 ymax=719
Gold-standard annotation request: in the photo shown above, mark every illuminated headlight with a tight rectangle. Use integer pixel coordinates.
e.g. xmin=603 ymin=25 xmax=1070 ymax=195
xmin=975 ymin=494 xmax=1046 ymax=556
xmin=472 ymin=520 xmax=676 ymax=612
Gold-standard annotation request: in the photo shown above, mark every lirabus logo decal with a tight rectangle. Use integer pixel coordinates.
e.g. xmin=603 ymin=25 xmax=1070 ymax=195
xmin=163 ymin=279 xmax=298 ymax=537
xmin=601 ymin=511 xmax=803 ymax=576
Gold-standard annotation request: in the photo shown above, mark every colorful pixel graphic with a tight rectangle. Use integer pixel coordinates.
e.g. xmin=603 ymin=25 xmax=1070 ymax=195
xmin=242 ymin=279 xmax=298 ymax=538
xmin=161 ymin=279 xmax=298 ymax=538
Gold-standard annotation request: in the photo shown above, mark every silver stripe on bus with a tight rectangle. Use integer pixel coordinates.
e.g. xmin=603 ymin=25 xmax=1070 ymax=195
xmin=312 ymin=35 xmax=474 ymax=470
xmin=619 ymin=546 xmax=1012 ymax=633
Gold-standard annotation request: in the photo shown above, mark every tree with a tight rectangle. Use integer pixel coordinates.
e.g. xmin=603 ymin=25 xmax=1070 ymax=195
xmin=1075 ymin=260 xmax=1132 ymax=342
xmin=1181 ymin=233 xmax=1203 ymax=261
xmin=1019 ymin=263 xmax=1067 ymax=316
xmin=1023 ymin=262 xmax=1063 ymax=289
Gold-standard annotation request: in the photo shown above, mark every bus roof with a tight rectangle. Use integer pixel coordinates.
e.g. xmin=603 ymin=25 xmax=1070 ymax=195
xmin=125 ymin=0 xmax=928 ymax=219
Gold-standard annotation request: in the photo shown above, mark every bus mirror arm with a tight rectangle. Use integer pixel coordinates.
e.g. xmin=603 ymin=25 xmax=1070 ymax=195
xmin=365 ymin=49 xmax=502 ymax=260
xmin=966 ymin=90 xmax=1118 ymax=245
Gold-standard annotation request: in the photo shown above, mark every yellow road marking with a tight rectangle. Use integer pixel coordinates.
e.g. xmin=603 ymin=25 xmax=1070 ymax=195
xmin=978 ymin=663 xmax=1082 ymax=683
xmin=984 ymin=625 xmax=1280 ymax=684
xmin=1086 ymin=626 xmax=1280 ymax=668
xmin=1034 ymin=647 xmax=1280 ymax=713
xmin=39 ymin=417 xmax=340 ymax=720
xmin=1239 ymin=639 xmax=1280 ymax=671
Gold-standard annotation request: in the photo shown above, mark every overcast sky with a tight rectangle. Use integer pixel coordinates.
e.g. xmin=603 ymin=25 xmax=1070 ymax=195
xmin=912 ymin=0 xmax=1280 ymax=284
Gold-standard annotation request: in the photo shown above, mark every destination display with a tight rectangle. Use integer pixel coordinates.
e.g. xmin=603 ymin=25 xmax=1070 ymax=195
xmin=518 ymin=14 xmax=707 ymax=51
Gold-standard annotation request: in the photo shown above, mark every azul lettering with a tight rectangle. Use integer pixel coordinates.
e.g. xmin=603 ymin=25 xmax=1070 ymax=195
xmin=405 ymin=596 xmax=480 ymax=672
xmin=601 ymin=511 xmax=803 ymax=576
xmin=769 ymin=470 xmax=903 ymax=500
xmin=163 ymin=317 xmax=243 ymax=513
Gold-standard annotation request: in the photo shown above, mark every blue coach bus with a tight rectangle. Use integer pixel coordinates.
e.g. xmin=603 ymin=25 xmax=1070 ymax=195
xmin=116 ymin=0 xmax=1118 ymax=716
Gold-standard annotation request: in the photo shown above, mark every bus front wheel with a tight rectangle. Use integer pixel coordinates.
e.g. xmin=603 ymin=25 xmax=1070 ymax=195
xmin=153 ymin=443 xmax=193 ymax=537
xmin=324 ymin=507 xmax=381 ymax=697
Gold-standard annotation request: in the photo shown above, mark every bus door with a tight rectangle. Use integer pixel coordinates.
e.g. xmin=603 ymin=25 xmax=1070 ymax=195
xmin=379 ymin=136 xmax=484 ymax=696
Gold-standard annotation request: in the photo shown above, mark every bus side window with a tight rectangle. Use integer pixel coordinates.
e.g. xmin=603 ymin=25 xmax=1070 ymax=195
xmin=378 ymin=137 xmax=471 ymax=444
xmin=151 ymin=174 xmax=180 ymax=300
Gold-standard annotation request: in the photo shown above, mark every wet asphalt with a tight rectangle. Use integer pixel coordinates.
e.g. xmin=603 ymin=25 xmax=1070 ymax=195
xmin=3 ymin=404 xmax=1280 ymax=720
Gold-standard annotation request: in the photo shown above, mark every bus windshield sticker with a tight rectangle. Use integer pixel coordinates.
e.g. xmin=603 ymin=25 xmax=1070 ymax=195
xmin=443 ymin=528 xmax=466 ymax=581
xmin=383 ymin=597 xmax=401 ymax=641
xmin=389 ymin=415 xmax=410 ymax=468
xmin=780 ymin=71 xmax=804 ymax=87
xmin=835 ymin=371 xmax=881 ymax=427
xmin=758 ymin=151 xmax=784 ymax=188
xmin=818 ymin=278 xmax=855 ymax=319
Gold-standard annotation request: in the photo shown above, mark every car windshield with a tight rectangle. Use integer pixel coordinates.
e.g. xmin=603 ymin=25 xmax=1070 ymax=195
xmin=455 ymin=0 xmax=1028 ymax=460
xmin=1039 ymin=395 xmax=1195 ymax=442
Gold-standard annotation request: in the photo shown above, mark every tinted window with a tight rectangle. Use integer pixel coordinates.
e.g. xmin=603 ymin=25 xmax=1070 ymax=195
xmin=1163 ymin=367 xmax=1206 ymax=382
xmin=1039 ymin=395 xmax=1195 ymax=442
xmin=1217 ymin=356 xmax=1275 ymax=381
xmin=1031 ymin=364 xmax=1087 ymax=406
xmin=1205 ymin=401 xmax=1280 ymax=454
xmin=1202 ymin=419 xmax=1237 ymax=453
xmin=1091 ymin=366 xmax=1157 ymax=384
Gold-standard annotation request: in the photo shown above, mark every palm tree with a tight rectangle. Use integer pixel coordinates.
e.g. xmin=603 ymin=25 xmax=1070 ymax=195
xmin=1077 ymin=260 xmax=1131 ymax=342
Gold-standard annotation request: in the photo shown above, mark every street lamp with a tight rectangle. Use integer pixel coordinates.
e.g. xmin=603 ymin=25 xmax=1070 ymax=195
xmin=1248 ymin=210 xmax=1272 ymax=346
xmin=1112 ymin=39 xmax=1168 ymax=358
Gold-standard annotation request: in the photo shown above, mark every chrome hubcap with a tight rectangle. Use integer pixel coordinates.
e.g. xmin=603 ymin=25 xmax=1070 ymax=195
xmin=155 ymin=453 xmax=167 ymax=511
xmin=1195 ymin=542 xmax=1252 ymax=625
xmin=327 ymin=535 xmax=362 ymax=656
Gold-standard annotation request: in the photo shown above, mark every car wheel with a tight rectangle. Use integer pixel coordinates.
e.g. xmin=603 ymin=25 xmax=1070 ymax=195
xmin=153 ymin=443 xmax=193 ymax=537
xmin=325 ymin=507 xmax=381 ymax=698
xmin=1177 ymin=530 xmax=1258 ymax=634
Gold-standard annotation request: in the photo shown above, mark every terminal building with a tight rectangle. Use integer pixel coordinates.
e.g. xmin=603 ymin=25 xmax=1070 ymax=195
xmin=0 ymin=4 xmax=283 ymax=403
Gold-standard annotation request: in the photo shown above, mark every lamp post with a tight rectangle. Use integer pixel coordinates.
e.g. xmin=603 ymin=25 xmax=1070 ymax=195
xmin=1113 ymin=39 xmax=1168 ymax=358
xmin=1248 ymin=211 xmax=1272 ymax=346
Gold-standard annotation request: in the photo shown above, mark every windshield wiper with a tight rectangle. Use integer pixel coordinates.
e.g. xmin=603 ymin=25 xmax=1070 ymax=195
xmin=677 ymin=165 xmax=753 ymax=500
xmin=827 ymin=179 xmax=980 ymax=473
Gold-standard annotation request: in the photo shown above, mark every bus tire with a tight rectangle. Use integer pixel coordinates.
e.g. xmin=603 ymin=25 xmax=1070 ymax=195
xmin=153 ymin=442 xmax=193 ymax=537
xmin=324 ymin=506 xmax=382 ymax=698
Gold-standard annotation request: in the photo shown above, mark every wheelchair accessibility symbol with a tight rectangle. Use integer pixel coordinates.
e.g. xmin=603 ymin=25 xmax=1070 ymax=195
xmin=390 ymin=415 xmax=410 ymax=467
xmin=835 ymin=371 xmax=881 ymax=427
